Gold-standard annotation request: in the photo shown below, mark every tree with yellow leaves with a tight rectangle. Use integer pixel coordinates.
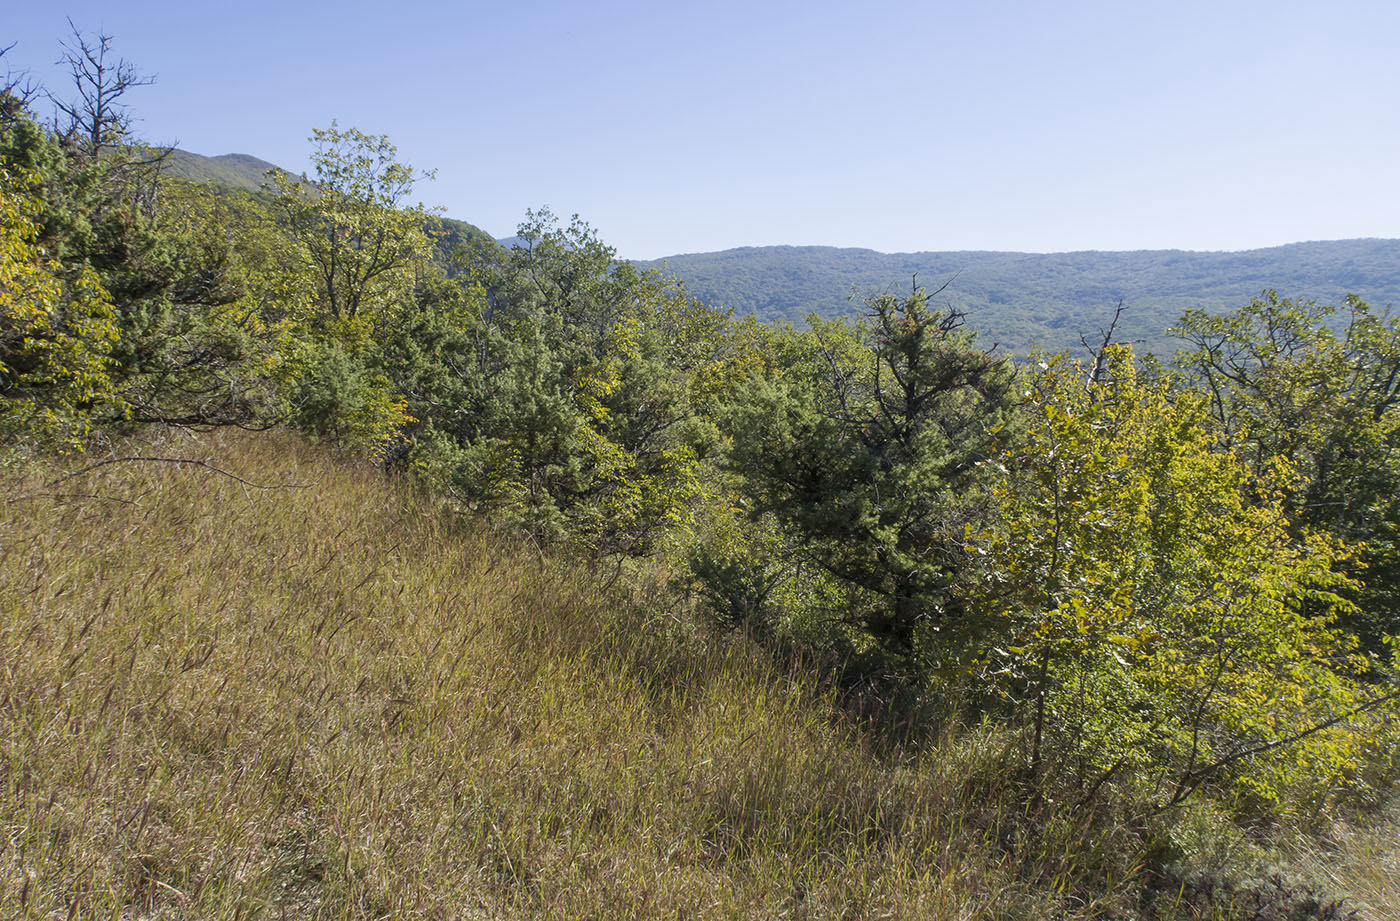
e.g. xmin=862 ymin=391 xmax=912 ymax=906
xmin=992 ymin=344 xmax=1396 ymax=813
xmin=0 ymin=165 xmax=119 ymax=448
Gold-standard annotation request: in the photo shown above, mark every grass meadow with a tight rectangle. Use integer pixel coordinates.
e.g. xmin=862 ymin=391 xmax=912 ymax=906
xmin=1 ymin=430 xmax=1392 ymax=919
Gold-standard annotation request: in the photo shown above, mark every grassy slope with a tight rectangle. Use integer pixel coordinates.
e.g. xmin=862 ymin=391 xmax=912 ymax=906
xmin=1 ymin=431 xmax=1392 ymax=919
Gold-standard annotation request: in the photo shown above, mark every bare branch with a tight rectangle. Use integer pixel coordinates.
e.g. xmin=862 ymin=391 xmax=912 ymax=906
xmin=1 ymin=41 xmax=42 ymax=105
xmin=50 ymin=20 xmax=155 ymax=158
xmin=1080 ymin=299 xmax=1127 ymax=388
xmin=1161 ymin=685 xmax=1400 ymax=810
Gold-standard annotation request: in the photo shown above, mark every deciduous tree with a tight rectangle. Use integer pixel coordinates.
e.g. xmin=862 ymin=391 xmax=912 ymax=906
xmin=0 ymin=165 xmax=119 ymax=447
xmin=273 ymin=123 xmax=437 ymax=326
xmin=992 ymin=345 xmax=1392 ymax=811
xmin=1174 ymin=292 xmax=1400 ymax=654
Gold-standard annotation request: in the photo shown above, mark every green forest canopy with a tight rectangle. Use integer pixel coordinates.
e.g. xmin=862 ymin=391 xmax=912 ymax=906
xmin=639 ymin=240 xmax=1400 ymax=356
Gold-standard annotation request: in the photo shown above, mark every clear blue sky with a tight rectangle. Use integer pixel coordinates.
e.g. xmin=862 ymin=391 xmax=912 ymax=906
xmin=5 ymin=1 xmax=1398 ymax=259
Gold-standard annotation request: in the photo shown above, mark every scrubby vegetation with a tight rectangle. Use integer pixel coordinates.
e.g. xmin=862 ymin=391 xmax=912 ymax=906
xmin=2 ymin=27 xmax=1398 ymax=919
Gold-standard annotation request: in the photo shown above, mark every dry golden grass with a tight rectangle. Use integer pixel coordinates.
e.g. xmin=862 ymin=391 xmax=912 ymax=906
xmin=0 ymin=429 xmax=1382 ymax=919
xmin=1292 ymin=804 xmax=1400 ymax=921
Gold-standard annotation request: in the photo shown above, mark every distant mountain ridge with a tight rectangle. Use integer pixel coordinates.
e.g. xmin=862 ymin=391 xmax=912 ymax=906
xmin=638 ymin=239 xmax=1400 ymax=356
xmin=164 ymin=149 xmax=282 ymax=190
xmin=165 ymin=148 xmax=500 ymax=253
xmin=163 ymin=148 xmax=1400 ymax=356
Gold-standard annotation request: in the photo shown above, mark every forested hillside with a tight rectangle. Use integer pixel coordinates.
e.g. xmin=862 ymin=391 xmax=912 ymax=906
xmin=166 ymin=147 xmax=501 ymax=253
xmin=164 ymin=153 xmax=1400 ymax=359
xmin=164 ymin=149 xmax=281 ymax=190
xmin=640 ymin=240 xmax=1400 ymax=355
xmin=3 ymin=28 xmax=1399 ymax=920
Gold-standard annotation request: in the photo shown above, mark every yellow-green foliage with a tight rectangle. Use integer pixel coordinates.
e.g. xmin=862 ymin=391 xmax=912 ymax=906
xmin=0 ymin=168 xmax=119 ymax=447
xmin=276 ymin=329 xmax=414 ymax=458
xmin=2 ymin=430 xmax=1187 ymax=920
xmin=272 ymin=123 xmax=437 ymax=324
xmin=992 ymin=346 xmax=1396 ymax=812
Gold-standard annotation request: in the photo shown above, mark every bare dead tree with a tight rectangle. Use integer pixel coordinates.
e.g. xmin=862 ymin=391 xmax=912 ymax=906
xmin=1 ymin=41 xmax=43 ymax=108
xmin=1080 ymin=299 xmax=1127 ymax=389
xmin=48 ymin=22 xmax=173 ymax=219
xmin=49 ymin=20 xmax=156 ymax=159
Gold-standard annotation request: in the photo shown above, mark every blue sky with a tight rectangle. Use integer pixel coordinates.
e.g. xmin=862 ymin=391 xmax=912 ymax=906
xmin=5 ymin=1 xmax=1397 ymax=259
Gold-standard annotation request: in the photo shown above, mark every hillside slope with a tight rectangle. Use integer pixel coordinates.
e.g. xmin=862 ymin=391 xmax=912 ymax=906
xmin=165 ymin=149 xmax=282 ymax=190
xmin=163 ymin=149 xmax=500 ymax=253
xmin=3 ymin=432 xmax=1393 ymax=919
xmin=640 ymin=239 xmax=1400 ymax=355
xmin=0 ymin=432 xmax=1107 ymax=918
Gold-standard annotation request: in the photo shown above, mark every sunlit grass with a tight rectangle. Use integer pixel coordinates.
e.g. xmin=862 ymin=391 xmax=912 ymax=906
xmin=0 ymin=429 xmax=1388 ymax=919
xmin=1293 ymin=804 xmax=1400 ymax=921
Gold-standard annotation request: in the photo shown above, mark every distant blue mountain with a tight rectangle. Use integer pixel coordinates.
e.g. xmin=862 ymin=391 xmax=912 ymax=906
xmin=638 ymin=239 xmax=1400 ymax=356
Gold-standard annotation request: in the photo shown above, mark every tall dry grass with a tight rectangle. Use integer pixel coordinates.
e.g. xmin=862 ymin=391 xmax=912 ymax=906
xmin=0 ymin=429 xmax=1376 ymax=919
xmin=1291 ymin=804 xmax=1400 ymax=921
